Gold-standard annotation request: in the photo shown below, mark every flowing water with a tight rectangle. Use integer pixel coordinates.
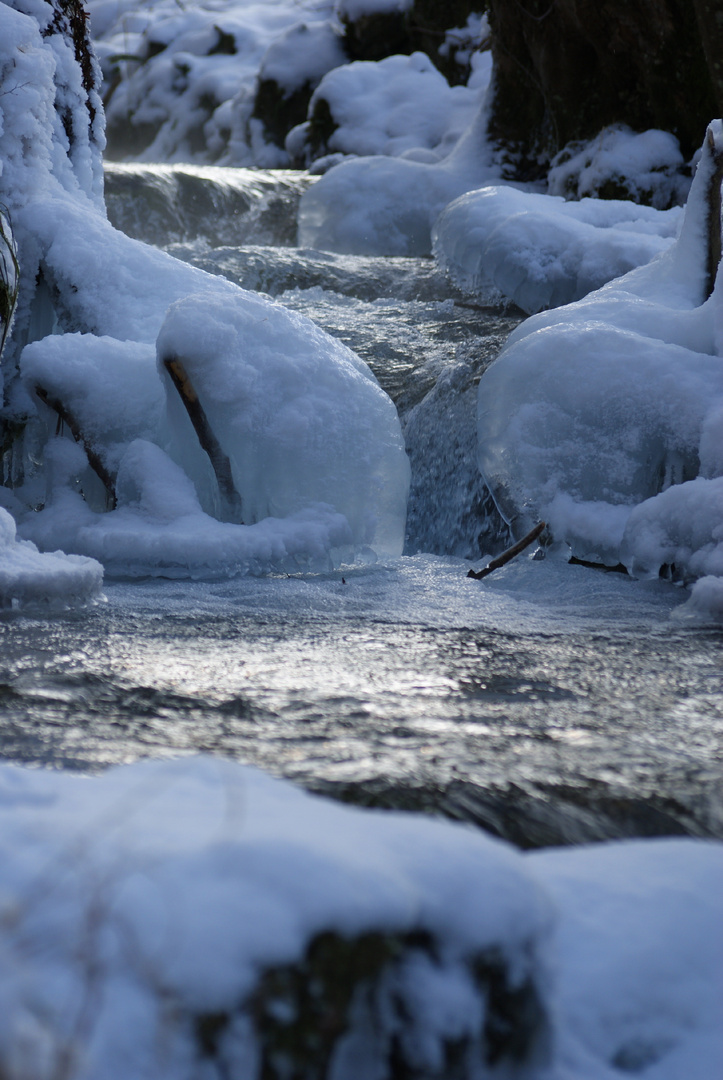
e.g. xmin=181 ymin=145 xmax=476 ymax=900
xmin=1 ymin=162 xmax=721 ymax=849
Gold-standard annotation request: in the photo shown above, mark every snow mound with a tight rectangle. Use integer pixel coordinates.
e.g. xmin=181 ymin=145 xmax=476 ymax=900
xmin=475 ymin=121 xmax=723 ymax=592
xmin=0 ymin=505 xmax=102 ymax=609
xmin=0 ymin=754 xmax=720 ymax=1079
xmin=287 ymin=50 xmax=483 ymax=164
xmin=296 ymin=64 xmax=494 ymax=256
xmin=1 ymin=1 xmax=409 ymax=579
xmin=433 ymin=185 xmax=682 ymax=313
xmin=548 ymin=125 xmax=690 ymax=209
xmin=0 ymin=754 xmax=552 ymax=1079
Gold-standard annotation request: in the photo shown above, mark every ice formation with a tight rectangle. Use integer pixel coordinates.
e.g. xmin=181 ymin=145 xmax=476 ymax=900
xmin=0 ymin=753 xmax=720 ymax=1079
xmin=0 ymin=0 xmax=409 ymax=582
xmin=0 ymin=504 xmax=102 ymax=608
xmin=433 ymin=186 xmax=682 ymax=314
xmin=476 ymin=121 xmax=723 ymax=609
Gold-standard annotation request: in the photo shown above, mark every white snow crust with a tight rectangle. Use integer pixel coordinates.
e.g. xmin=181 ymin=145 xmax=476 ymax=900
xmin=433 ymin=186 xmax=682 ymax=314
xmin=475 ymin=122 xmax=723 ymax=596
xmin=0 ymin=754 xmax=719 ymax=1080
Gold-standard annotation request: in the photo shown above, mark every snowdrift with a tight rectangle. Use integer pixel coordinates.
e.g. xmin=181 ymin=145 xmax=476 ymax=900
xmin=476 ymin=121 xmax=723 ymax=618
xmin=0 ymin=754 xmax=719 ymax=1080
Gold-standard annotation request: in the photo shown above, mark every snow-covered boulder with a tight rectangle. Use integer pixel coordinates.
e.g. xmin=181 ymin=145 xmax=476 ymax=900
xmin=0 ymin=754 xmax=720 ymax=1079
xmin=475 ymin=122 xmax=723 ymax=592
xmin=0 ymin=755 xmax=553 ymax=1079
xmin=433 ymin=186 xmax=682 ymax=314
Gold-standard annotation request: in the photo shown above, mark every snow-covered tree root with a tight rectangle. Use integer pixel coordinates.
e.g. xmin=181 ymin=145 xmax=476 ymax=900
xmin=475 ymin=119 xmax=723 ymax=619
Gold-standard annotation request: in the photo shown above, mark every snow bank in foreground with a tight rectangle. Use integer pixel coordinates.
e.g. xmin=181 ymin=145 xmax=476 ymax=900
xmin=0 ymin=755 xmax=720 ymax=1080
xmin=0 ymin=506 xmax=102 ymax=608
xmin=433 ymin=186 xmax=681 ymax=313
xmin=476 ymin=121 xmax=723 ymax=595
xmin=1 ymin=0 xmax=409 ymax=576
xmin=0 ymin=756 xmax=552 ymax=1080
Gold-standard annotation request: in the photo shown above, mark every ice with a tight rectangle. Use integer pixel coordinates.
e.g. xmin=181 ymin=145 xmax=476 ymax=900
xmin=156 ymin=291 xmax=410 ymax=551
xmin=0 ymin=753 xmax=720 ymax=1079
xmin=1 ymin=0 xmax=409 ymax=578
xmin=475 ymin=122 xmax=723 ymax=587
xmin=433 ymin=185 xmax=682 ymax=314
xmin=0 ymin=505 xmax=102 ymax=609
xmin=297 ymin=99 xmax=497 ymax=256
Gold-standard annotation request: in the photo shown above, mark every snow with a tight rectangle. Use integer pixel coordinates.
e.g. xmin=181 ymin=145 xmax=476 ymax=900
xmin=531 ymin=839 xmax=723 ymax=1080
xmin=0 ymin=505 xmax=102 ymax=609
xmin=0 ymin=753 xmax=719 ymax=1079
xmin=433 ymin=186 xmax=682 ymax=313
xmin=547 ymin=124 xmax=690 ymax=208
xmin=258 ymin=19 xmax=346 ymax=96
xmin=0 ymin=0 xmax=409 ymax=578
xmin=92 ymin=0 xmax=318 ymax=165
xmin=0 ymin=754 xmax=551 ymax=1079
xmin=287 ymin=51 xmax=483 ymax=162
xmin=475 ymin=122 xmax=723 ymax=590
xmin=297 ymin=98 xmax=496 ymax=256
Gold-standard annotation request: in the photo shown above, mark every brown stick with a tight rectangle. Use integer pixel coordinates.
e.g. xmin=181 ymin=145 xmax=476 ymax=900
xmin=163 ymin=356 xmax=243 ymax=522
xmin=34 ymin=384 xmax=116 ymax=509
xmin=467 ymin=521 xmax=546 ymax=580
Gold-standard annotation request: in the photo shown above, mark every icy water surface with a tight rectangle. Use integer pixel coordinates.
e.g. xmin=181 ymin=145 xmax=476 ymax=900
xmin=1 ymin=164 xmax=721 ymax=849
xmin=2 ymin=558 xmax=722 ymax=849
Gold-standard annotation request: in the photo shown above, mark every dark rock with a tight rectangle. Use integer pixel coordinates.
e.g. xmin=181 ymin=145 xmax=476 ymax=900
xmin=486 ymin=0 xmax=723 ymax=181
xmin=340 ymin=1 xmax=486 ymax=85
xmin=250 ymin=22 xmax=347 ymax=153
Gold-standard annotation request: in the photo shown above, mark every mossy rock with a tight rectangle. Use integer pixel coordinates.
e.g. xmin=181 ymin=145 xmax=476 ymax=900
xmin=189 ymin=927 xmax=548 ymax=1078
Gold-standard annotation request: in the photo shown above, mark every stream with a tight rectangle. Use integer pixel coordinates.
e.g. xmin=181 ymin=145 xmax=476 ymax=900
xmin=0 ymin=162 xmax=721 ymax=850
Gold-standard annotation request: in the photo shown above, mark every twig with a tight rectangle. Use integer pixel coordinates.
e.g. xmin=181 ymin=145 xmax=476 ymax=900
xmin=467 ymin=521 xmax=546 ymax=580
xmin=163 ymin=356 xmax=243 ymax=522
xmin=34 ymin=385 xmax=117 ymax=509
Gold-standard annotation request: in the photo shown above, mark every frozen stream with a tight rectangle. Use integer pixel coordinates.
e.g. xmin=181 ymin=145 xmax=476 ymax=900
xmin=2 ymin=163 xmax=722 ymax=849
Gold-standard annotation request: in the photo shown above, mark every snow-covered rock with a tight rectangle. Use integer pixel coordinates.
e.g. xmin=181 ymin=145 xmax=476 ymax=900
xmin=475 ymin=122 xmax=723 ymax=593
xmin=0 ymin=754 xmax=720 ymax=1080
xmin=433 ymin=186 xmax=682 ymax=314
